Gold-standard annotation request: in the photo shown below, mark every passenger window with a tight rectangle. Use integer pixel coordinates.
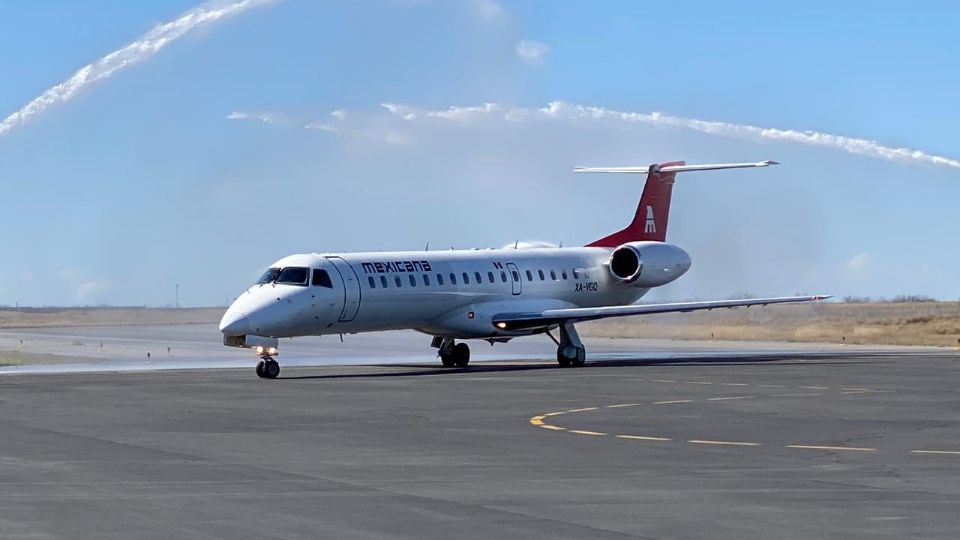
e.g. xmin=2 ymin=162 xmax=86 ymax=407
xmin=538 ymin=269 xmax=545 ymax=281
xmin=395 ymin=276 xmax=402 ymax=287
xmin=462 ymin=272 xmax=470 ymax=284
xmin=512 ymin=270 xmax=520 ymax=281
xmin=380 ymin=276 xmax=388 ymax=288
xmin=311 ymin=269 xmax=332 ymax=288
xmin=573 ymin=269 xmax=580 ymax=279
xmin=562 ymin=270 xmax=568 ymax=280
xmin=409 ymin=275 xmax=417 ymax=287
xmin=437 ymin=273 xmax=444 ymax=286
xmin=550 ymin=270 xmax=557 ymax=280
xmin=368 ymin=276 xmax=376 ymax=289
xmin=475 ymin=272 xmax=482 ymax=284
xmin=423 ymin=274 xmax=430 ymax=286
xmin=450 ymin=273 xmax=457 ymax=285
xmin=500 ymin=271 xmax=507 ymax=282
xmin=488 ymin=271 xmax=495 ymax=283
xmin=526 ymin=270 xmax=533 ymax=282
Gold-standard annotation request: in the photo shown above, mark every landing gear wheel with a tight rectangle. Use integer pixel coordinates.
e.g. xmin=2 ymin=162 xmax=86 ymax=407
xmin=255 ymin=360 xmax=266 ymax=378
xmin=557 ymin=345 xmax=586 ymax=367
xmin=570 ymin=346 xmax=586 ymax=367
xmin=440 ymin=354 xmax=455 ymax=367
xmin=556 ymin=348 xmax=571 ymax=367
xmin=554 ymin=322 xmax=587 ymax=368
xmin=453 ymin=343 xmax=470 ymax=368
xmin=260 ymin=359 xmax=280 ymax=379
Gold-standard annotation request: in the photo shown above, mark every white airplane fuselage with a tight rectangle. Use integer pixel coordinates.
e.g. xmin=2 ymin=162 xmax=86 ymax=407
xmin=219 ymin=159 xmax=822 ymax=378
xmin=220 ymin=242 xmax=691 ymax=340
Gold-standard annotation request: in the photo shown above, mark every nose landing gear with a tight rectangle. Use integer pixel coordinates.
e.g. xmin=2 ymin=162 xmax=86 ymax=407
xmin=255 ymin=355 xmax=280 ymax=379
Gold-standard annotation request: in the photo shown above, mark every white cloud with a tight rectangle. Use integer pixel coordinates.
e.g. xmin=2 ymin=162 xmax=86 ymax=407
xmin=75 ymin=281 xmax=110 ymax=304
xmin=381 ymin=102 xmax=501 ymax=123
xmin=227 ymin=100 xmax=960 ymax=169
xmin=226 ymin=110 xmax=291 ymax=125
xmin=472 ymin=0 xmax=504 ymax=19
xmin=428 ymin=102 xmax=501 ymax=122
xmin=58 ymin=268 xmax=82 ymax=281
xmin=373 ymin=101 xmax=960 ymax=169
xmin=304 ymin=122 xmax=338 ymax=132
xmin=383 ymin=131 xmax=415 ymax=146
xmin=515 ymin=40 xmax=550 ymax=64
xmin=380 ymin=103 xmax=419 ymax=121
xmin=0 ymin=0 xmax=277 ymax=138
xmin=401 ymin=0 xmax=503 ymax=18
xmin=302 ymin=111 xmax=413 ymax=146
xmin=846 ymin=252 xmax=874 ymax=271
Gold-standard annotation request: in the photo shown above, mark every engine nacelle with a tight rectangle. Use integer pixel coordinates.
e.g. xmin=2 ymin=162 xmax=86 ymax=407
xmin=608 ymin=241 xmax=691 ymax=287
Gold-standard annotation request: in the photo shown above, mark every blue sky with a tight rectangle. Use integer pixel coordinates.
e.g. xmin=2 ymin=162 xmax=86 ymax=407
xmin=0 ymin=0 xmax=958 ymax=306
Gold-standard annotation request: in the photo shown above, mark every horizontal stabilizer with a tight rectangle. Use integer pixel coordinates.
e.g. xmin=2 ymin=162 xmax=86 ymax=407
xmin=574 ymin=160 xmax=779 ymax=174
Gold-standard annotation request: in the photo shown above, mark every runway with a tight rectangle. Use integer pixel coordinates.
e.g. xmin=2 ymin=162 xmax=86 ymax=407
xmin=1 ymin=328 xmax=959 ymax=538
xmin=0 ymin=323 xmax=948 ymax=373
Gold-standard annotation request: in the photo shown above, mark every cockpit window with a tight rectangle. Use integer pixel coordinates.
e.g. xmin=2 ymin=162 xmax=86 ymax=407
xmin=276 ymin=267 xmax=309 ymax=286
xmin=312 ymin=269 xmax=333 ymax=288
xmin=257 ymin=268 xmax=281 ymax=284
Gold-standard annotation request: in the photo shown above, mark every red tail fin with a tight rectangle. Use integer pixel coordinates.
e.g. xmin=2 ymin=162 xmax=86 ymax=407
xmin=587 ymin=161 xmax=684 ymax=247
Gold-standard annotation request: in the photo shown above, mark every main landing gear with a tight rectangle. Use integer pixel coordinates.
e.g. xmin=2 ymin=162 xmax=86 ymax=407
xmin=552 ymin=322 xmax=586 ymax=368
xmin=255 ymin=354 xmax=280 ymax=379
xmin=433 ymin=337 xmax=470 ymax=368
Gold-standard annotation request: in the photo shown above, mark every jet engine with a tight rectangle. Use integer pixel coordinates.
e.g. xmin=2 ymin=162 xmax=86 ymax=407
xmin=607 ymin=241 xmax=691 ymax=287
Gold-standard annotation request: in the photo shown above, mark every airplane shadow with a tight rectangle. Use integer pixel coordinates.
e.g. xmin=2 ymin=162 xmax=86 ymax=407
xmin=278 ymin=352 xmax=895 ymax=381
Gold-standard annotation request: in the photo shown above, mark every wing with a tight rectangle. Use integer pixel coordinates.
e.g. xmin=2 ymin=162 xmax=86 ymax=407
xmin=493 ymin=295 xmax=830 ymax=331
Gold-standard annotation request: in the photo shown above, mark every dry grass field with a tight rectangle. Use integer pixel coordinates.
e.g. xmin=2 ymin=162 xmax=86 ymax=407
xmin=0 ymin=350 xmax=100 ymax=366
xmin=583 ymin=301 xmax=960 ymax=347
xmin=0 ymin=307 xmax=224 ymax=329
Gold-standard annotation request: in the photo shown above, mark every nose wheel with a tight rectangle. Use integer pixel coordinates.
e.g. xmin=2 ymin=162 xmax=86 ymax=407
xmin=256 ymin=357 xmax=280 ymax=379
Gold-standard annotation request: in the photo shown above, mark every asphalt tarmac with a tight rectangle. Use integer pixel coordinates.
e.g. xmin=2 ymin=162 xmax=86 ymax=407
xmin=1 ymin=328 xmax=959 ymax=539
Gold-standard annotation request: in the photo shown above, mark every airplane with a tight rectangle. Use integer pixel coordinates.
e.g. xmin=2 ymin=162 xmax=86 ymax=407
xmin=219 ymin=159 xmax=828 ymax=379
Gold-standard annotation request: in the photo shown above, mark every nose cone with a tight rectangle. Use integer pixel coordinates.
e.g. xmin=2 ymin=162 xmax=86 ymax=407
xmin=219 ymin=310 xmax=250 ymax=336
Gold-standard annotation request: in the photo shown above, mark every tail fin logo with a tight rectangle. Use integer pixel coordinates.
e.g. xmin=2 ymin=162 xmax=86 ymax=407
xmin=644 ymin=205 xmax=656 ymax=234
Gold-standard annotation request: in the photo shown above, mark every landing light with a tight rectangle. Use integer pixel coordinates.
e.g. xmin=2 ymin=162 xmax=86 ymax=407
xmin=255 ymin=346 xmax=264 ymax=354
xmin=495 ymin=322 xmax=507 ymax=329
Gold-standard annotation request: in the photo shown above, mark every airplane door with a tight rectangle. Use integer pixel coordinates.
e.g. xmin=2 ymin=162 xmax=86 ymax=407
xmin=325 ymin=256 xmax=361 ymax=322
xmin=506 ymin=262 xmax=522 ymax=295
